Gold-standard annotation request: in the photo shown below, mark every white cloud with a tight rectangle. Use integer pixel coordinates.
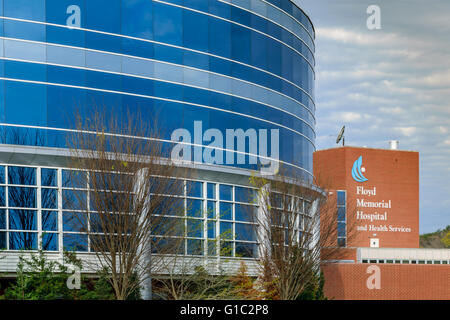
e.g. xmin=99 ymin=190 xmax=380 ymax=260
xmin=439 ymin=126 xmax=448 ymax=134
xmin=380 ymin=106 xmax=404 ymax=115
xmin=394 ymin=126 xmax=417 ymax=137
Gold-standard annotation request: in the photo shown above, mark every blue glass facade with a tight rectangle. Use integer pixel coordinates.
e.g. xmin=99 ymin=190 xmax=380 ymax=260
xmin=0 ymin=0 xmax=315 ymax=180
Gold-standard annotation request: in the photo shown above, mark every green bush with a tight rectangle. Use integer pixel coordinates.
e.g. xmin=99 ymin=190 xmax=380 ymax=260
xmin=1 ymin=250 xmax=115 ymax=300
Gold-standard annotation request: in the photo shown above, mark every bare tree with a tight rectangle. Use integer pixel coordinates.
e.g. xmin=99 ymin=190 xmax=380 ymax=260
xmin=65 ymin=111 xmax=187 ymax=300
xmin=249 ymin=169 xmax=355 ymax=300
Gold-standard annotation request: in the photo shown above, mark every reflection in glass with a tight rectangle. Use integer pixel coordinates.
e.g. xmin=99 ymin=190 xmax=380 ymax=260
xmin=9 ymin=231 xmax=37 ymax=250
xmin=219 ymin=202 xmax=232 ymax=220
xmin=219 ymin=185 xmax=233 ymax=201
xmin=187 ymin=239 xmax=203 ymax=255
xmin=62 ymin=189 xmax=87 ymax=210
xmin=63 ymin=233 xmax=88 ymax=252
xmin=41 ymin=168 xmax=57 ymax=187
xmin=42 ymin=211 xmax=58 ymax=232
xmin=235 ymin=242 xmax=257 ymax=258
xmin=63 ymin=211 xmax=86 ymax=232
xmin=187 ymin=180 xmax=202 ymax=198
xmin=0 ymin=166 xmax=5 ymax=184
xmin=42 ymin=233 xmax=58 ymax=251
xmin=187 ymin=218 xmax=203 ymax=238
xmin=235 ymin=204 xmax=256 ymax=222
xmin=42 ymin=188 xmax=57 ymax=209
xmin=8 ymin=166 xmax=36 ymax=185
xmin=0 ymin=232 xmax=6 ymax=249
xmin=0 ymin=209 xmax=5 ymax=229
xmin=187 ymin=199 xmax=203 ymax=218
xmin=235 ymin=223 xmax=256 ymax=241
xmin=0 ymin=187 xmax=5 ymax=207
xmin=9 ymin=209 xmax=37 ymax=230
xmin=337 ymin=191 xmax=346 ymax=206
xmin=207 ymin=183 xmax=216 ymax=199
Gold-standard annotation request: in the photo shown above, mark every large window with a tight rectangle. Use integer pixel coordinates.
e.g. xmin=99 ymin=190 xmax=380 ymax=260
xmin=337 ymin=190 xmax=347 ymax=247
xmin=0 ymin=164 xmax=261 ymax=258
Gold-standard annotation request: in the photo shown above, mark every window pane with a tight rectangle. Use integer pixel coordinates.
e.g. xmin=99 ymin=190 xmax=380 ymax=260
xmin=42 ymin=188 xmax=57 ymax=209
xmin=337 ymin=191 xmax=346 ymax=206
xmin=0 ymin=166 xmax=5 ymax=184
xmin=187 ymin=181 xmax=202 ymax=198
xmin=207 ymin=183 xmax=216 ymax=199
xmin=63 ymin=211 xmax=86 ymax=232
xmin=8 ymin=166 xmax=36 ymax=185
xmin=150 ymin=177 xmax=184 ymax=196
xmin=187 ymin=219 xmax=203 ymax=238
xmin=337 ymin=206 xmax=346 ymax=222
xmin=235 ymin=223 xmax=256 ymax=241
xmin=42 ymin=233 xmax=58 ymax=251
xmin=235 ymin=186 xmax=256 ymax=203
xmin=151 ymin=237 xmax=184 ymax=255
xmin=220 ymin=241 xmax=232 ymax=257
xmin=0 ymin=188 xmax=4 ymax=207
xmin=207 ymin=220 xmax=216 ymax=239
xmin=8 ymin=187 xmax=36 ymax=208
xmin=63 ymin=233 xmax=88 ymax=252
xmin=187 ymin=199 xmax=203 ymax=218
xmin=9 ymin=232 xmax=37 ymax=250
xmin=187 ymin=239 xmax=203 ymax=256
xmin=337 ymin=222 xmax=346 ymax=237
xmin=219 ymin=202 xmax=232 ymax=220
xmin=206 ymin=201 xmax=216 ymax=219
xmin=207 ymin=240 xmax=216 ymax=256
xmin=154 ymin=196 xmax=184 ymax=216
xmin=220 ymin=221 xmax=233 ymax=239
xmin=236 ymin=242 xmax=257 ymax=258
xmin=62 ymin=170 xmax=87 ymax=189
xmin=41 ymin=168 xmax=57 ymax=187
xmin=0 ymin=232 xmax=6 ymax=249
xmin=219 ymin=185 xmax=232 ymax=201
xmin=9 ymin=209 xmax=37 ymax=230
xmin=42 ymin=211 xmax=58 ymax=232
xmin=151 ymin=216 xmax=184 ymax=237
xmin=235 ymin=204 xmax=256 ymax=222
xmin=4 ymin=0 xmax=45 ymax=21
xmin=62 ymin=189 xmax=87 ymax=210
xmin=0 ymin=209 xmax=5 ymax=229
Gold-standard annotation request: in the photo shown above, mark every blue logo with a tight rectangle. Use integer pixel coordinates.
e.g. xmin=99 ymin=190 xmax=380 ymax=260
xmin=351 ymin=156 xmax=368 ymax=182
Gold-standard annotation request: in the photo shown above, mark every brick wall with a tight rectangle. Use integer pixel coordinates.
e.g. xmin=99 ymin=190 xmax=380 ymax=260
xmin=322 ymin=263 xmax=450 ymax=300
xmin=314 ymin=147 xmax=420 ymax=249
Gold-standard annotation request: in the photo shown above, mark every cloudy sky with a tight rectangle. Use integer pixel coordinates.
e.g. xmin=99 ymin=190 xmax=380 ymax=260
xmin=295 ymin=0 xmax=450 ymax=233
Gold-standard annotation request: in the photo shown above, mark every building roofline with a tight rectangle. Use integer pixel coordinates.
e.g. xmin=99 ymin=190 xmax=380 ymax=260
xmin=314 ymin=145 xmax=419 ymax=153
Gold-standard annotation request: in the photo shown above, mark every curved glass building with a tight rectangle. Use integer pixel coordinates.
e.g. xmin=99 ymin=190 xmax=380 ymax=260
xmin=0 ymin=0 xmax=315 ymax=263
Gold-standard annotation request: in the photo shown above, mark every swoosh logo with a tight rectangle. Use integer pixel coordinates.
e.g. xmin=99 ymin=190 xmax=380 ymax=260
xmin=351 ymin=156 xmax=368 ymax=182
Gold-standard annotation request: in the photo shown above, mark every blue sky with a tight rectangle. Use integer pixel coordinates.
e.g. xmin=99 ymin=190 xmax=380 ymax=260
xmin=295 ymin=0 xmax=450 ymax=233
